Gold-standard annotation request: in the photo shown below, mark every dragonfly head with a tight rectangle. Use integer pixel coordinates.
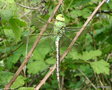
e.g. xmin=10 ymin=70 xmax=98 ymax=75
xmin=56 ymin=14 xmax=65 ymax=22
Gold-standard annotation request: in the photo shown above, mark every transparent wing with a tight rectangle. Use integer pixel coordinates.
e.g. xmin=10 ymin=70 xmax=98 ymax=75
xmin=33 ymin=16 xmax=81 ymax=34
xmin=28 ymin=16 xmax=82 ymax=64
xmin=30 ymin=16 xmax=82 ymax=49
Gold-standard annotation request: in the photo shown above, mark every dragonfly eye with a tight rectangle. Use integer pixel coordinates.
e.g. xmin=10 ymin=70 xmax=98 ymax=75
xmin=60 ymin=15 xmax=63 ymax=18
xmin=56 ymin=14 xmax=65 ymax=21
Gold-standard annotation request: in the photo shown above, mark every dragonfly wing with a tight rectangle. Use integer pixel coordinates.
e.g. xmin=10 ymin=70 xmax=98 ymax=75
xmin=33 ymin=14 xmax=91 ymax=33
xmin=31 ymin=15 xmax=54 ymax=34
xmin=65 ymin=27 xmax=81 ymax=32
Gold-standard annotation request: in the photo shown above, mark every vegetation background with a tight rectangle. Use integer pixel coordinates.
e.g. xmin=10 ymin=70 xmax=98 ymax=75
xmin=0 ymin=0 xmax=112 ymax=89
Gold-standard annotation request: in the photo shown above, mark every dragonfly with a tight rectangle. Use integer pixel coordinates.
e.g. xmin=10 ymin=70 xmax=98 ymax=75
xmin=28 ymin=14 xmax=87 ymax=89
xmin=54 ymin=14 xmax=66 ymax=89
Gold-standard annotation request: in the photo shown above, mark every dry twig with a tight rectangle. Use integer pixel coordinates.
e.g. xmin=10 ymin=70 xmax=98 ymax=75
xmin=16 ymin=3 xmax=39 ymax=10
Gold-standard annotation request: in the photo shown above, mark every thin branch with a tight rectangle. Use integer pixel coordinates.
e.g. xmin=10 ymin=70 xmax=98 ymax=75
xmin=106 ymin=52 xmax=112 ymax=61
xmin=4 ymin=0 xmax=63 ymax=89
xmin=20 ymin=10 xmax=32 ymax=18
xmin=78 ymin=69 xmax=97 ymax=90
xmin=35 ymin=0 xmax=107 ymax=90
xmin=16 ymin=3 xmax=39 ymax=10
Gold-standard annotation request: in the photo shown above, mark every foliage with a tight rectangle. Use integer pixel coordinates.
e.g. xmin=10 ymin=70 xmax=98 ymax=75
xmin=0 ymin=71 xmax=26 ymax=89
xmin=90 ymin=60 xmax=109 ymax=75
xmin=0 ymin=0 xmax=112 ymax=89
xmin=11 ymin=76 xmax=26 ymax=89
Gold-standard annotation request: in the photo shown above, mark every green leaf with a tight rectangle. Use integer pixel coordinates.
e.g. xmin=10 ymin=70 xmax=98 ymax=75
xmin=0 ymin=0 xmax=15 ymax=3
xmin=7 ymin=0 xmax=15 ymax=3
xmin=108 ymin=1 xmax=112 ymax=9
xmin=5 ymin=53 xmax=21 ymax=69
xmin=11 ymin=76 xmax=26 ymax=89
xmin=0 ymin=71 xmax=13 ymax=86
xmin=3 ymin=29 xmax=15 ymax=39
xmin=69 ymin=50 xmax=102 ymax=61
xmin=80 ymin=50 xmax=102 ymax=60
xmin=79 ymin=65 xmax=93 ymax=76
xmin=32 ymin=48 xmax=44 ymax=61
xmin=27 ymin=60 xmax=49 ymax=74
xmin=18 ymin=87 xmax=34 ymax=90
xmin=81 ymin=8 xmax=90 ymax=18
xmin=13 ymin=18 xmax=27 ymax=27
xmin=31 ymin=37 xmax=53 ymax=60
xmin=0 ymin=9 xmax=14 ymax=22
xmin=69 ymin=10 xmax=82 ymax=18
xmin=9 ymin=18 xmax=23 ymax=42
xmin=45 ymin=57 xmax=56 ymax=65
xmin=69 ymin=51 xmax=81 ymax=60
xmin=90 ymin=60 xmax=109 ymax=75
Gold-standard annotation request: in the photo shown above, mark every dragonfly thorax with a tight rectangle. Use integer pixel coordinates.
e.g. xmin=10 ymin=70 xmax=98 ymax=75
xmin=54 ymin=20 xmax=66 ymax=36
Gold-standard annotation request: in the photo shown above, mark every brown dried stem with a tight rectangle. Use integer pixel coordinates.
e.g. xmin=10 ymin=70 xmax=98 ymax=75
xmin=35 ymin=0 xmax=107 ymax=90
xmin=16 ymin=3 xmax=39 ymax=10
xmin=4 ymin=0 xmax=63 ymax=90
